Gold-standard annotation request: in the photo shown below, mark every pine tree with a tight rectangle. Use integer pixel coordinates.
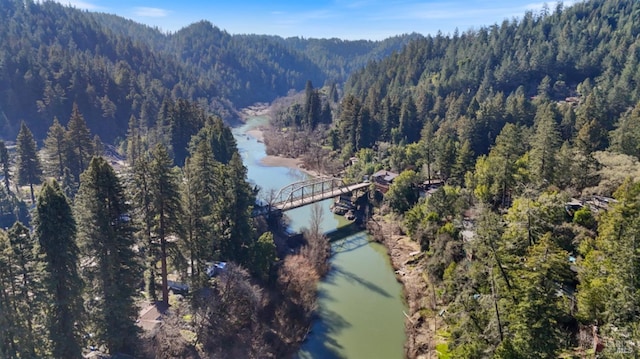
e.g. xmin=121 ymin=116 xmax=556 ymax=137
xmin=16 ymin=121 xmax=42 ymax=204
xmin=6 ymin=222 xmax=44 ymax=357
xmin=529 ymin=102 xmax=561 ymax=186
xmin=42 ymin=117 xmax=67 ymax=179
xmin=303 ymin=80 xmax=321 ymax=129
xmin=398 ymin=97 xmax=419 ymax=144
xmin=0 ymin=229 xmax=20 ymax=358
xmin=218 ymin=152 xmax=255 ymax=265
xmin=130 ymin=155 xmax=158 ymax=301
xmin=609 ymin=101 xmax=640 ymax=158
xmin=577 ymin=180 xmax=640 ymax=355
xmin=0 ymin=140 xmax=10 ymax=194
xmin=34 ymin=180 xmax=83 ymax=359
xmin=182 ymin=143 xmax=220 ymax=288
xmin=65 ymin=103 xmax=94 ymax=180
xmin=75 ymin=157 xmax=141 ymax=354
xmin=149 ymin=144 xmax=183 ymax=305
xmin=125 ymin=115 xmax=143 ymax=166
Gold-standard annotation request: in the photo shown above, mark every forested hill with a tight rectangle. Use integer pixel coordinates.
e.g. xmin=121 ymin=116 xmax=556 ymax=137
xmin=0 ymin=0 xmax=416 ymax=142
xmin=340 ymin=0 xmax=640 ymax=157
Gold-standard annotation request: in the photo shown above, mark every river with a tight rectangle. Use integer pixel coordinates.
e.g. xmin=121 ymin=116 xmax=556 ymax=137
xmin=232 ymin=117 xmax=407 ymax=359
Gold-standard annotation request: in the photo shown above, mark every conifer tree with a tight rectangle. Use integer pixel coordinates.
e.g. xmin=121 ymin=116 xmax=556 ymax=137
xmin=130 ymin=154 xmax=158 ymax=300
xmin=218 ymin=152 xmax=255 ymax=265
xmin=16 ymin=121 xmax=42 ymax=204
xmin=529 ymin=102 xmax=561 ymax=186
xmin=34 ymin=180 xmax=83 ymax=359
xmin=303 ymin=80 xmax=321 ymax=129
xmin=75 ymin=157 xmax=141 ymax=355
xmin=0 ymin=140 xmax=10 ymax=194
xmin=42 ymin=117 xmax=67 ymax=179
xmin=149 ymin=144 xmax=183 ymax=305
xmin=6 ymin=222 xmax=43 ymax=356
xmin=0 ymin=229 xmax=20 ymax=358
xmin=65 ymin=103 xmax=94 ymax=180
xmin=182 ymin=143 xmax=220 ymax=287
xmin=126 ymin=115 xmax=143 ymax=166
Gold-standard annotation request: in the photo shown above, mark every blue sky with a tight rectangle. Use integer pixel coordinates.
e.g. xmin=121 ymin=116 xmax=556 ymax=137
xmin=56 ymin=0 xmax=579 ymax=40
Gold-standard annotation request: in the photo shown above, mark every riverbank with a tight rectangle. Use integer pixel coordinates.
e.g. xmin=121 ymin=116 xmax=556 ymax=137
xmin=370 ymin=214 xmax=442 ymax=359
xmin=259 ymin=153 xmax=434 ymax=357
xmin=244 ymin=126 xmax=322 ymax=178
xmin=238 ymin=111 xmax=408 ymax=358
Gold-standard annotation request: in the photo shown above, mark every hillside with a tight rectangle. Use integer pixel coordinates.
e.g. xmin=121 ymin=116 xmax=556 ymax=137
xmin=338 ymin=0 xmax=640 ymax=157
xmin=247 ymin=1 xmax=640 ymax=357
xmin=0 ymin=0 xmax=415 ymax=142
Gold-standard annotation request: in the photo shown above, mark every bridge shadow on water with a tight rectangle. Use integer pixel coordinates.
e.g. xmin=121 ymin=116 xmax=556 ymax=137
xmin=325 ymin=221 xmax=366 ymax=243
xmin=297 ymin=222 xmax=392 ymax=358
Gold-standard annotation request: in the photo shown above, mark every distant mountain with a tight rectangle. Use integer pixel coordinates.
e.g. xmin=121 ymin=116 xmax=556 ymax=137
xmin=0 ymin=0 xmax=416 ymax=142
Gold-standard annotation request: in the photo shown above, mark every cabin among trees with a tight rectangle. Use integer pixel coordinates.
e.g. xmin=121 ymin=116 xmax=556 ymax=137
xmin=371 ymin=170 xmax=399 ymax=193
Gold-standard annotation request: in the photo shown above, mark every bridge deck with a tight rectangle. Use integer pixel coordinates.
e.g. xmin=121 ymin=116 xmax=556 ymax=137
xmin=274 ymin=182 xmax=370 ymax=211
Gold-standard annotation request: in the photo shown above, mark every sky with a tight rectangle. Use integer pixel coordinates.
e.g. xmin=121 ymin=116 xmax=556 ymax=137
xmin=55 ymin=0 xmax=579 ymax=40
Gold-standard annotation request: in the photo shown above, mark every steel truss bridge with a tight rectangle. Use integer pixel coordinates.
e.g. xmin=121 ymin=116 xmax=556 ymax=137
xmin=270 ymin=177 xmax=370 ymax=212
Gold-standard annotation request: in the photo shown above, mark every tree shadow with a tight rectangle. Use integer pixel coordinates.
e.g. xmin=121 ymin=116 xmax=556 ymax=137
xmin=296 ymin=306 xmax=351 ymax=359
xmin=331 ymin=265 xmax=392 ymax=298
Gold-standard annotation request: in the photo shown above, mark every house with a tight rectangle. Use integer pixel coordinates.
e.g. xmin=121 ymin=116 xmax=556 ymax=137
xmin=371 ymin=170 xmax=399 ymax=194
xmin=420 ymin=179 xmax=445 ymax=197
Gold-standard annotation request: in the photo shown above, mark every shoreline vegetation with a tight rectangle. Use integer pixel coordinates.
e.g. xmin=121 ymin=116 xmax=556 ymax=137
xmin=242 ymin=104 xmax=430 ymax=358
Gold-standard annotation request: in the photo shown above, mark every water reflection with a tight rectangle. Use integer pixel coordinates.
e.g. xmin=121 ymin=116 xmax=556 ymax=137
xmin=234 ymin=118 xmax=406 ymax=359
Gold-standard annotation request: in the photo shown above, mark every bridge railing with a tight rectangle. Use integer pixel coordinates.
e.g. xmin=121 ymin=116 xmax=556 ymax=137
xmin=271 ymin=177 xmax=355 ymax=210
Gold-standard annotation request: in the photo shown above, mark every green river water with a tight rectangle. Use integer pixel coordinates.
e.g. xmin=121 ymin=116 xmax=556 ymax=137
xmin=233 ymin=117 xmax=406 ymax=359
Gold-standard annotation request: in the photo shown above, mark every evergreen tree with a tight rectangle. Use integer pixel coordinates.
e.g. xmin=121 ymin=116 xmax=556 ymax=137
xmin=65 ymin=103 xmax=94 ymax=180
xmin=130 ymin=155 xmax=158 ymax=301
xmin=577 ymin=179 xmax=640 ymax=355
xmin=125 ymin=115 xmax=143 ymax=167
xmin=149 ymin=144 xmax=183 ymax=305
xmin=421 ymin=122 xmax=436 ymax=181
xmin=34 ymin=180 xmax=83 ymax=359
xmin=0 ymin=222 xmax=47 ymax=358
xmin=504 ymin=236 xmax=571 ymax=358
xmin=16 ymin=121 xmax=42 ymax=204
xmin=303 ymin=80 xmax=321 ymax=129
xmin=398 ymin=97 xmax=420 ymax=144
xmin=42 ymin=117 xmax=67 ymax=179
xmin=609 ymin=101 xmax=640 ymax=158
xmin=75 ymin=157 xmax=141 ymax=355
xmin=188 ymin=116 xmax=237 ymax=165
xmin=452 ymin=139 xmax=474 ymax=184
xmin=338 ymin=94 xmax=360 ymax=152
xmin=218 ymin=152 xmax=255 ymax=265
xmin=0 ymin=140 xmax=10 ymax=194
xmin=182 ymin=143 xmax=220 ymax=288
xmin=320 ymin=100 xmax=332 ymax=125
xmin=529 ymin=102 xmax=561 ymax=186
xmin=6 ymin=222 xmax=43 ymax=356
xmin=0 ymin=229 xmax=20 ymax=358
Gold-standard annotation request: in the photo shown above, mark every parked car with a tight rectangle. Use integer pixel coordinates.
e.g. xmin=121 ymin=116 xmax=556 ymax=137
xmin=167 ymin=280 xmax=189 ymax=295
xmin=206 ymin=261 xmax=227 ymax=278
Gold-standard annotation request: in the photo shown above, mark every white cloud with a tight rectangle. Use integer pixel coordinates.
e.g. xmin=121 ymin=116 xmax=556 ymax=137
xmin=133 ymin=7 xmax=170 ymax=18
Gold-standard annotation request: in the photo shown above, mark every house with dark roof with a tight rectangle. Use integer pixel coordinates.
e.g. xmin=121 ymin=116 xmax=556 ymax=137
xmin=371 ymin=170 xmax=399 ymax=193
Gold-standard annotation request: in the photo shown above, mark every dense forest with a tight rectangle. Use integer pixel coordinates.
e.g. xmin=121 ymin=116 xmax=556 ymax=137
xmin=263 ymin=0 xmax=640 ymax=357
xmin=2 ymin=0 xmax=640 ymax=357
xmin=0 ymin=0 xmax=416 ymax=142
xmin=1 ymin=98 xmax=332 ymax=358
